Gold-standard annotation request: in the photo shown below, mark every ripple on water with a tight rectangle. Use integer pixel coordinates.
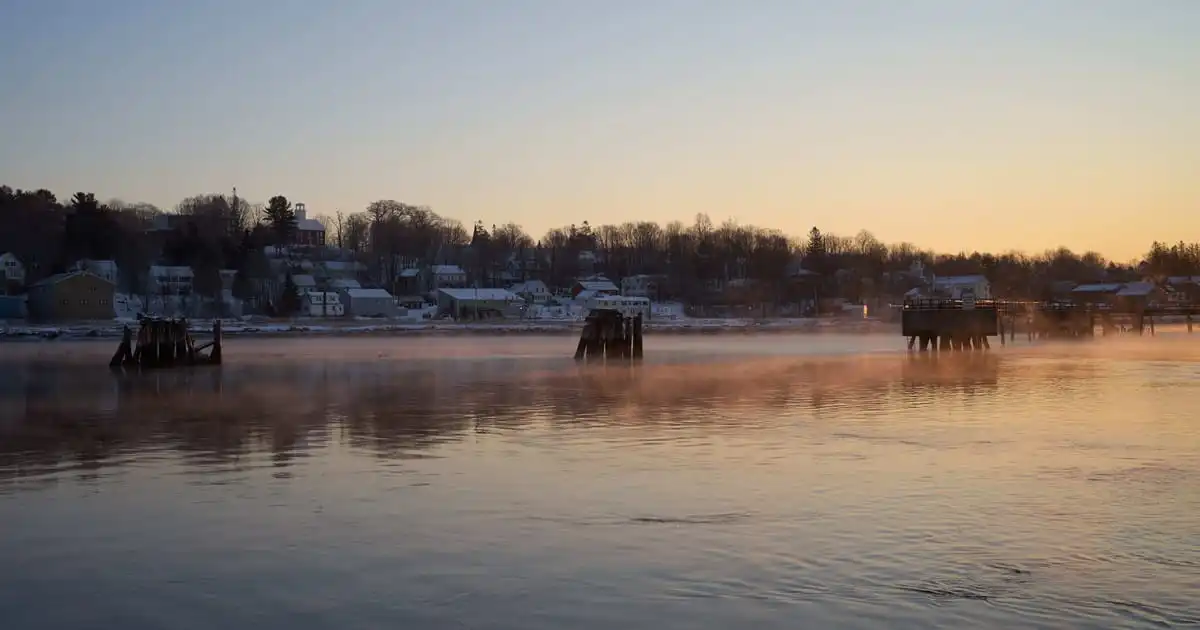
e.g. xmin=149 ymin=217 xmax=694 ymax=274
xmin=0 ymin=338 xmax=1198 ymax=629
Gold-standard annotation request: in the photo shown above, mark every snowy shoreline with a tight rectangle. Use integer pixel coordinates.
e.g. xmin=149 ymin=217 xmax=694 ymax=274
xmin=0 ymin=317 xmax=899 ymax=342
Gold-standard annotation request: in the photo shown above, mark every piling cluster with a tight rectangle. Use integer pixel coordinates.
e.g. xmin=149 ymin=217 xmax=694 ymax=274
xmin=109 ymin=317 xmax=222 ymax=369
xmin=574 ymin=310 xmax=644 ymax=363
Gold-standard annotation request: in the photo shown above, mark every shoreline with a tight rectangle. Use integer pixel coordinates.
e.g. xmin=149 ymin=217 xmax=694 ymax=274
xmin=0 ymin=317 xmax=899 ymax=342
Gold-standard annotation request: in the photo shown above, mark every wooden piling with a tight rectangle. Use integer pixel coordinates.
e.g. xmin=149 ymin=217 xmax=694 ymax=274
xmin=632 ymin=314 xmax=644 ymax=360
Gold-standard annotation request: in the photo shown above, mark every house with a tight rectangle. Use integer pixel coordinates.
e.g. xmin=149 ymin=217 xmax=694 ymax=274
xmin=341 ymin=288 xmax=396 ymax=317
xmin=581 ymin=294 xmax=651 ymax=320
xmin=147 ymin=265 xmax=194 ymax=296
xmin=74 ymin=259 xmax=119 ymax=286
xmin=1114 ymin=281 xmax=1165 ymax=311
xmin=304 ymin=291 xmax=345 ymax=317
xmin=0 ymin=252 xmax=25 ymax=293
xmin=395 ymin=267 xmax=423 ymax=295
xmin=292 ymin=274 xmax=318 ymax=296
xmin=293 ymin=203 xmax=326 ymax=247
xmin=329 ymin=278 xmax=361 ymax=291
xmin=621 ymin=274 xmax=665 ymax=300
xmin=431 ymin=265 xmax=468 ymax=290
xmin=571 ymin=277 xmax=619 ymax=298
xmin=26 ymin=271 xmax=116 ymax=320
xmin=1070 ymin=283 xmax=1123 ymax=306
xmin=509 ymin=280 xmax=551 ymax=304
xmin=1162 ymin=276 xmax=1200 ymax=304
xmin=931 ymin=275 xmax=991 ymax=300
xmin=437 ymin=288 xmax=521 ymax=320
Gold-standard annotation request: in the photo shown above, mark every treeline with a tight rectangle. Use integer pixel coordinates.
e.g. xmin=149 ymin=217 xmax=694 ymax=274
xmin=3 ymin=184 xmax=1198 ymax=303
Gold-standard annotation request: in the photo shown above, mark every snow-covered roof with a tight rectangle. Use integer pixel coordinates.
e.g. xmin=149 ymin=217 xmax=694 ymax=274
xmin=297 ymin=218 xmax=325 ymax=232
xmin=397 ymin=268 xmax=421 ymax=278
xmin=150 ymin=265 xmax=194 ymax=277
xmin=345 ymin=288 xmax=393 ymax=299
xmin=576 ymin=280 xmax=619 ymax=293
xmin=30 ymin=270 xmax=115 ymax=287
xmin=933 ymin=275 xmax=987 ymax=286
xmin=510 ymin=280 xmax=548 ymax=293
xmin=1166 ymin=276 xmax=1200 ymax=285
xmin=439 ymin=288 xmax=519 ymax=301
xmin=1072 ymin=283 xmax=1123 ymax=293
xmin=1116 ymin=282 xmax=1156 ymax=297
xmin=330 ymin=278 xmax=362 ymax=289
xmin=292 ymin=274 xmax=317 ymax=287
xmin=78 ymin=259 xmax=118 ymax=274
xmin=321 ymin=261 xmax=365 ymax=271
xmin=432 ymin=265 xmax=465 ymax=275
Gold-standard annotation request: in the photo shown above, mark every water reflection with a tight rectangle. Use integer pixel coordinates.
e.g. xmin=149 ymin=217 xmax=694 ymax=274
xmin=0 ymin=353 xmax=1007 ymax=482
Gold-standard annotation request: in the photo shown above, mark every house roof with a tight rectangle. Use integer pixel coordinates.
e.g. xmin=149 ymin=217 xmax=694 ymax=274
xmin=30 ymin=270 xmax=115 ymax=288
xmin=292 ymin=274 xmax=317 ymax=287
xmin=439 ymin=288 xmax=518 ymax=301
xmin=345 ymin=288 xmax=393 ymax=299
xmin=297 ymin=219 xmax=325 ymax=232
xmin=330 ymin=278 xmax=362 ymax=289
xmin=149 ymin=265 xmax=195 ymax=277
xmin=509 ymin=280 xmax=548 ymax=293
xmin=933 ymin=275 xmax=987 ymax=285
xmin=1072 ymin=283 xmax=1123 ymax=293
xmin=1116 ymin=281 xmax=1156 ymax=297
xmin=576 ymin=280 xmax=619 ymax=292
xmin=398 ymin=268 xmax=421 ymax=278
xmin=432 ymin=264 xmax=465 ymax=275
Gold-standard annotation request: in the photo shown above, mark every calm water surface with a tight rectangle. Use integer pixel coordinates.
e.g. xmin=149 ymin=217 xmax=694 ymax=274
xmin=0 ymin=334 xmax=1197 ymax=629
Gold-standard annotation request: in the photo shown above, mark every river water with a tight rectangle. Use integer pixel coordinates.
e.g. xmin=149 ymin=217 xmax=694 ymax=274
xmin=0 ymin=334 xmax=1197 ymax=629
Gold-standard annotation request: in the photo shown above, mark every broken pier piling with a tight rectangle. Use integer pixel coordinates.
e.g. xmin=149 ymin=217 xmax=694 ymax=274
xmin=574 ymin=309 xmax=643 ymax=363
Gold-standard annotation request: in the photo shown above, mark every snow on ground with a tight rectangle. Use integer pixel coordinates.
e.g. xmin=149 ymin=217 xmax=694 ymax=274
xmin=0 ymin=313 xmax=894 ymax=341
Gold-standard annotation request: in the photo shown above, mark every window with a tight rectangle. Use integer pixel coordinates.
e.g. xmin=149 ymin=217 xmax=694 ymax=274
xmin=60 ymin=299 xmax=68 ymax=305
xmin=80 ymin=299 xmax=88 ymax=305
xmin=99 ymin=299 xmax=109 ymax=305
xmin=90 ymin=286 xmax=97 ymax=292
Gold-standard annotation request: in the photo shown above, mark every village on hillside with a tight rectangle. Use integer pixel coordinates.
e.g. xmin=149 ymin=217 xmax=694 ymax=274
xmin=1 ymin=187 xmax=1199 ymax=326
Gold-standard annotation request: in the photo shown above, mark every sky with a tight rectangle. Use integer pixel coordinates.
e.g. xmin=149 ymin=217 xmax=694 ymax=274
xmin=0 ymin=0 xmax=1196 ymax=261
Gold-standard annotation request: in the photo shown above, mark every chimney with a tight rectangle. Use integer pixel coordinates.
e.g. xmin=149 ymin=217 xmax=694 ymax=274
xmin=295 ymin=203 xmax=306 ymax=221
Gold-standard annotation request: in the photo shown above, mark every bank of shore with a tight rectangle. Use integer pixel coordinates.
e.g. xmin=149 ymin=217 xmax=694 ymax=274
xmin=0 ymin=316 xmax=898 ymax=341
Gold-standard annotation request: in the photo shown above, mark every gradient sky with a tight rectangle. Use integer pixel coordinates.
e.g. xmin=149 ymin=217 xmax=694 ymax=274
xmin=1 ymin=0 xmax=1196 ymax=260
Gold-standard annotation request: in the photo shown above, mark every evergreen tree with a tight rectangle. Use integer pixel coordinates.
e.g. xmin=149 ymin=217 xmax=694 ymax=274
xmin=265 ymin=195 xmax=297 ymax=245
xmin=279 ymin=272 xmax=302 ymax=316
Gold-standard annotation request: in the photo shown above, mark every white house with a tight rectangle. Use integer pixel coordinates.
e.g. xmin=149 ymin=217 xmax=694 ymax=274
xmin=341 ymin=288 xmax=397 ymax=317
xmin=621 ymin=274 xmax=665 ymax=299
xmin=509 ymin=280 xmax=551 ymax=303
xmin=0 ymin=252 xmax=25 ymax=290
xmin=147 ymin=265 xmax=194 ymax=296
xmin=431 ymin=265 xmax=467 ymax=290
xmin=304 ymin=291 xmax=345 ymax=317
xmin=292 ymin=274 xmax=318 ymax=296
xmin=572 ymin=277 xmax=619 ymax=297
xmin=583 ymin=294 xmax=651 ymax=319
xmin=931 ymin=275 xmax=991 ymax=300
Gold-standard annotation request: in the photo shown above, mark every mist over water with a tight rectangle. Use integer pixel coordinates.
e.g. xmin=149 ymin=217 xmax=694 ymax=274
xmin=1 ymin=334 xmax=1197 ymax=629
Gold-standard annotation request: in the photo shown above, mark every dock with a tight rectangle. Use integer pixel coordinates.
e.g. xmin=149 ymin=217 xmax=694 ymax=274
xmin=574 ymin=309 xmax=644 ymax=363
xmin=109 ymin=317 xmax=222 ymax=369
xmin=901 ymin=298 xmax=1199 ymax=351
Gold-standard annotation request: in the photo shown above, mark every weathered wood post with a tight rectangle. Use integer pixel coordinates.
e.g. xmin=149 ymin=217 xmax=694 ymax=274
xmin=210 ymin=319 xmax=222 ymax=365
xmin=632 ymin=314 xmax=644 ymax=360
xmin=1188 ymin=314 xmax=1193 ymax=333
xmin=574 ymin=323 xmax=590 ymax=361
xmin=110 ymin=325 xmax=133 ymax=368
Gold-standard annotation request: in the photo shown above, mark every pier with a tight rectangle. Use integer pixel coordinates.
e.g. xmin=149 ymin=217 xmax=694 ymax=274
xmin=109 ymin=317 xmax=222 ymax=369
xmin=901 ymin=298 xmax=1199 ymax=351
xmin=574 ymin=309 xmax=644 ymax=363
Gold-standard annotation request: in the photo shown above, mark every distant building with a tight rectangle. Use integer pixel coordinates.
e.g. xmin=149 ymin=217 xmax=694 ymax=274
xmin=437 ymin=288 xmax=521 ymax=320
xmin=571 ymin=277 xmax=619 ymax=298
xmin=509 ymin=280 xmax=551 ymax=303
xmin=293 ymin=203 xmax=326 ymax=247
xmin=74 ymin=259 xmax=119 ymax=286
xmin=931 ymin=275 xmax=991 ymax=300
xmin=27 ymin=271 xmax=116 ymax=321
xmin=431 ymin=265 xmax=468 ymax=291
xmin=292 ymin=274 xmax=318 ymax=296
xmin=1070 ymin=283 xmax=1123 ymax=306
xmin=304 ymin=291 xmax=345 ymax=317
xmin=341 ymin=288 xmax=396 ymax=317
xmin=147 ymin=266 xmax=194 ymax=296
xmin=0 ymin=252 xmax=25 ymax=293
xmin=621 ymin=274 xmax=665 ymax=299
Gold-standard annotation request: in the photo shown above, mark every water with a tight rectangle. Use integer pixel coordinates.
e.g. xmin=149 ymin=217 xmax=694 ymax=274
xmin=1 ymin=334 xmax=1198 ymax=629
